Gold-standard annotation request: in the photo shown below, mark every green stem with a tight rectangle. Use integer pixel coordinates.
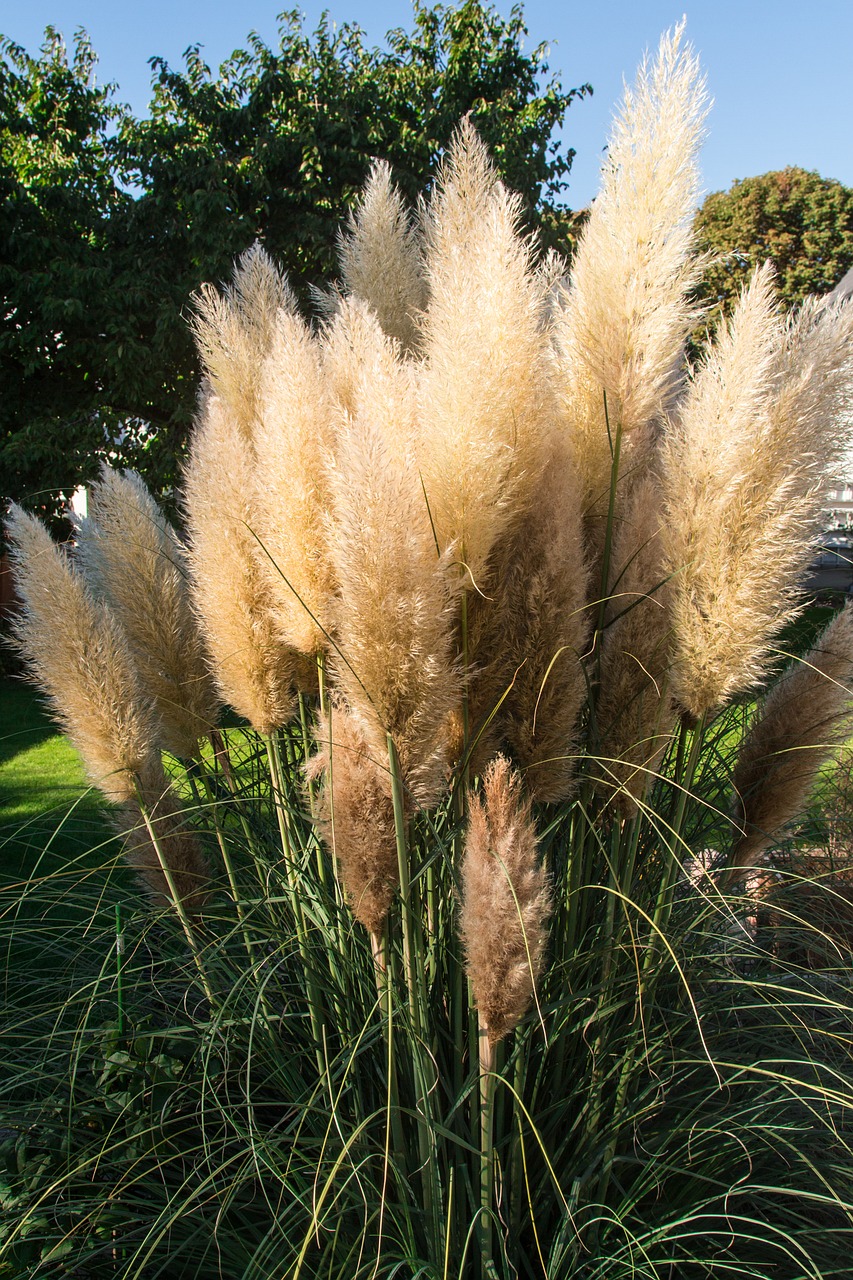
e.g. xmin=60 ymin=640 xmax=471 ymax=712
xmin=115 ymin=902 xmax=125 ymax=1041
xmin=479 ymin=1028 xmax=497 ymax=1279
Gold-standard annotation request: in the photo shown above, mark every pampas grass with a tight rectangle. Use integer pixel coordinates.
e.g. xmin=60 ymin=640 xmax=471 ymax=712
xmin=6 ymin=26 xmax=853 ymax=1280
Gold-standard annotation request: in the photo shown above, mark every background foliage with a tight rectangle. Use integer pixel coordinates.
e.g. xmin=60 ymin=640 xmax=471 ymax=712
xmin=0 ymin=1 xmax=590 ymax=519
xmin=694 ymin=166 xmax=853 ymax=328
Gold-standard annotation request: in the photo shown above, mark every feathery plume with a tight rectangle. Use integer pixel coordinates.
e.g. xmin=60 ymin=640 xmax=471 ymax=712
xmin=338 ymin=160 xmax=427 ymax=353
xmin=309 ymin=702 xmax=398 ymax=935
xmin=416 ymin=119 xmax=556 ymax=590
xmin=75 ymin=467 xmax=219 ymax=758
xmin=465 ymin=429 xmax=590 ymax=800
xmin=553 ymin=22 xmax=708 ymax=528
xmin=325 ymin=320 xmax=458 ymax=804
xmin=6 ymin=504 xmax=159 ymax=802
xmin=594 ymin=473 xmax=676 ymax=812
xmin=729 ymin=605 xmax=853 ymax=874
xmin=252 ymin=309 xmax=338 ymax=655
xmin=183 ymin=394 xmax=298 ymax=735
xmin=191 ymin=243 xmax=294 ymax=437
xmin=663 ymin=269 xmax=853 ymax=719
xmin=460 ymin=756 xmax=551 ymax=1046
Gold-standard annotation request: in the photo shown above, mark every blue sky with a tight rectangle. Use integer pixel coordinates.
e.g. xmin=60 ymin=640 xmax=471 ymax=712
xmin=2 ymin=0 xmax=851 ymax=208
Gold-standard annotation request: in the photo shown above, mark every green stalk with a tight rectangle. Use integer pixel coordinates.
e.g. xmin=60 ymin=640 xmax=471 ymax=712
xmin=133 ymin=782 xmax=216 ymax=1007
xmin=265 ymin=731 xmax=326 ymax=1081
xmin=115 ymin=902 xmax=125 ymax=1041
xmin=478 ymin=1026 xmax=497 ymax=1279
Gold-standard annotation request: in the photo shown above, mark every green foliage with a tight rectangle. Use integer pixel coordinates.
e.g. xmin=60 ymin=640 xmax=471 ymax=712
xmin=2 ymin=716 xmax=853 ymax=1277
xmin=0 ymin=4 xmax=590 ymax=520
xmin=695 ymin=167 xmax=853 ymax=328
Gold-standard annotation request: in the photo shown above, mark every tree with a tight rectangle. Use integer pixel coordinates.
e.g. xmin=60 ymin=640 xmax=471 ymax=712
xmin=694 ymin=167 xmax=853 ymax=325
xmin=1 ymin=3 xmax=591 ymax=518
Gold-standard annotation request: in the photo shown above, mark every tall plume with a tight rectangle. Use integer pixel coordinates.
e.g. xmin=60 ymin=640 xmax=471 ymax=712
xmin=309 ymin=702 xmax=398 ymax=935
xmin=662 ymin=268 xmax=853 ymax=720
xmin=553 ymin=22 xmax=708 ymax=534
xmin=5 ymin=506 xmax=209 ymax=909
xmin=416 ymin=119 xmax=555 ymax=592
xmin=729 ymin=605 xmax=853 ymax=875
xmin=252 ymin=309 xmax=338 ymax=656
xmin=6 ymin=504 xmax=159 ymax=802
xmin=325 ymin=319 xmax=458 ymax=805
xmin=75 ymin=466 xmax=220 ymax=758
xmin=466 ymin=429 xmax=591 ymax=801
xmin=338 ymin=160 xmax=427 ymax=353
xmin=183 ymin=394 xmax=299 ymax=735
xmin=460 ymin=756 xmax=551 ymax=1046
xmin=594 ymin=473 xmax=675 ymax=812
xmin=191 ymin=243 xmax=294 ymax=437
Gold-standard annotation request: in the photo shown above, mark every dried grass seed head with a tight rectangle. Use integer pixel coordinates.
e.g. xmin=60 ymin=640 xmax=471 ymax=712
xmin=6 ymin=504 xmax=160 ymax=801
xmin=338 ymin=159 xmax=427 ymax=353
xmin=460 ymin=755 xmax=551 ymax=1045
xmin=75 ymin=466 xmax=220 ymax=757
xmin=183 ymin=394 xmax=298 ymax=735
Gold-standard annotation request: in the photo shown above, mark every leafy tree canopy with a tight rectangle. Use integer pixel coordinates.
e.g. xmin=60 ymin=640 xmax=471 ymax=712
xmin=694 ymin=167 xmax=853 ymax=327
xmin=0 ymin=3 xmax=591 ymax=521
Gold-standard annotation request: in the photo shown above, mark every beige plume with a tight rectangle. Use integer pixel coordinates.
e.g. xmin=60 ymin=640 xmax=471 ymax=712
xmin=183 ymin=394 xmax=298 ymax=735
xmin=416 ymin=119 xmax=556 ymax=591
xmin=309 ymin=702 xmax=398 ymax=935
xmin=325 ymin=321 xmax=458 ymax=805
xmin=253 ymin=309 xmax=338 ymax=655
xmin=729 ymin=605 xmax=853 ymax=876
xmin=553 ymin=22 xmax=708 ymax=532
xmin=6 ymin=504 xmax=159 ymax=802
xmin=338 ymin=160 xmax=427 ymax=353
xmin=117 ymin=761 xmax=210 ymax=915
xmin=460 ymin=756 xmax=551 ymax=1046
xmin=594 ymin=472 xmax=675 ymax=812
xmin=663 ymin=268 xmax=853 ymax=719
xmin=75 ymin=466 xmax=220 ymax=758
xmin=191 ymin=243 xmax=294 ymax=437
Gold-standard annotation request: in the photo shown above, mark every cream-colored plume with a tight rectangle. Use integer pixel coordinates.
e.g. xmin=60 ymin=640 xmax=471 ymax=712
xmin=325 ymin=320 xmax=458 ymax=805
xmin=338 ymin=160 xmax=427 ymax=352
xmin=191 ymin=243 xmax=294 ymax=437
xmin=594 ymin=472 xmax=676 ymax=812
xmin=252 ymin=309 xmax=338 ymax=655
xmin=460 ymin=755 xmax=551 ymax=1046
xmin=729 ymin=605 xmax=853 ymax=875
xmin=309 ymin=702 xmax=398 ymax=935
xmin=416 ymin=119 xmax=556 ymax=591
xmin=663 ymin=268 xmax=853 ymax=719
xmin=6 ymin=504 xmax=159 ymax=802
xmin=75 ymin=467 xmax=219 ymax=758
xmin=553 ymin=22 xmax=708 ymax=525
xmin=183 ymin=394 xmax=298 ymax=735
xmin=466 ymin=429 xmax=590 ymax=801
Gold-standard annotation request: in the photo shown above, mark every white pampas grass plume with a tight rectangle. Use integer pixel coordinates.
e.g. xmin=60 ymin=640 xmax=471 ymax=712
xmin=460 ymin=755 xmax=551 ymax=1046
xmin=75 ymin=467 xmax=220 ymax=758
xmin=6 ymin=504 xmax=159 ymax=802
xmin=183 ymin=394 xmax=298 ymax=735
xmin=730 ymin=605 xmax=853 ymax=875
xmin=326 ymin=322 xmax=458 ymax=805
xmin=663 ymin=268 xmax=853 ymax=719
xmin=416 ymin=119 xmax=556 ymax=590
xmin=309 ymin=702 xmax=398 ymax=934
xmin=191 ymin=243 xmax=294 ymax=437
xmin=338 ymin=160 xmax=427 ymax=352
xmin=253 ymin=309 xmax=338 ymax=655
xmin=594 ymin=473 xmax=676 ymax=812
xmin=553 ymin=22 xmax=708 ymax=521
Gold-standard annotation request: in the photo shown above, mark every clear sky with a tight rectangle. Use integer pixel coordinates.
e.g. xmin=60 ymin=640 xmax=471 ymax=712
xmin=2 ymin=0 xmax=852 ymax=209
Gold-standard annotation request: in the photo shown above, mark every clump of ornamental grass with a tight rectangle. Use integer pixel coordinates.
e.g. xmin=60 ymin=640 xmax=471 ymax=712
xmin=5 ymin=23 xmax=853 ymax=1280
